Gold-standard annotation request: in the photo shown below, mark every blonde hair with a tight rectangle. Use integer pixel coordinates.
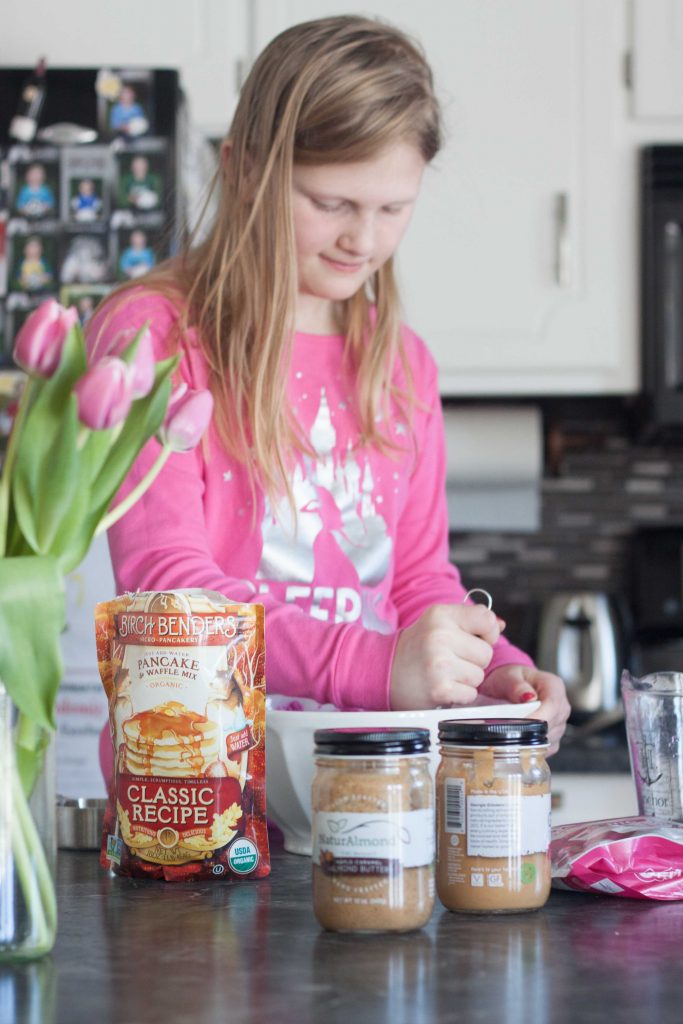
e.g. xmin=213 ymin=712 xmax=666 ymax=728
xmin=126 ymin=15 xmax=441 ymax=501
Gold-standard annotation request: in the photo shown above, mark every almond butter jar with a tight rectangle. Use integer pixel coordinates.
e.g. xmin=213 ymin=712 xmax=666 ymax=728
xmin=436 ymin=719 xmax=551 ymax=914
xmin=312 ymin=728 xmax=435 ymax=932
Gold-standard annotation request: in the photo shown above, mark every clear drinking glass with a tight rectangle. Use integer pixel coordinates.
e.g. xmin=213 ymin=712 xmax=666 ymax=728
xmin=621 ymin=670 xmax=683 ymax=822
xmin=0 ymin=683 xmax=57 ymax=962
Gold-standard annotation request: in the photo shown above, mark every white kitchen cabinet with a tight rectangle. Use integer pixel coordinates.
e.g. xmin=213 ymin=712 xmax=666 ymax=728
xmin=8 ymin=2 xmax=683 ymax=396
xmin=551 ymin=773 xmax=638 ymax=827
xmin=252 ymin=1 xmax=639 ymax=395
xmin=632 ymin=0 xmax=683 ymax=119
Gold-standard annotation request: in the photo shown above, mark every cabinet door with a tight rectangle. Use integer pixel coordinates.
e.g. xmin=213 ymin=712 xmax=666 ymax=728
xmin=253 ymin=0 xmax=636 ymax=395
xmin=632 ymin=0 xmax=683 ymax=119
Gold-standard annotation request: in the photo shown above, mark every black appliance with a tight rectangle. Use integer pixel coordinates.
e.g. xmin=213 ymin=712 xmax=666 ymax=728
xmin=631 ymin=526 xmax=683 ymax=673
xmin=0 ymin=67 xmax=181 ymax=144
xmin=642 ymin=145 xmax=683 ymax=433
xmin=0 ymin=66 xmax=182 ymax=367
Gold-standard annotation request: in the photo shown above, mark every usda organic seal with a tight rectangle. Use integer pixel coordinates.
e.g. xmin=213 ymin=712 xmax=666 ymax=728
xmin=228 ymin=837 xmax=259 ymax=874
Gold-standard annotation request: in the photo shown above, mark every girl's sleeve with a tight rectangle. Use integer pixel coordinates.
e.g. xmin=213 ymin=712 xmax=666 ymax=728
xmin=389 ymin=345 xmax=533 ymax=676
xmin=97 ymin=294 xmax=398 ymax=711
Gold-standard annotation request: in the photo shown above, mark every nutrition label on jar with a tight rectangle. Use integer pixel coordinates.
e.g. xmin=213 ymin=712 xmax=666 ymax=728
xmin=466 ymin=794 xmax=550 ymax=857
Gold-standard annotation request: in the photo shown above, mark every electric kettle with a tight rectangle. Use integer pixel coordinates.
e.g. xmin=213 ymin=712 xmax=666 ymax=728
xmin=536 ymin=592 xmax=624 ymax=718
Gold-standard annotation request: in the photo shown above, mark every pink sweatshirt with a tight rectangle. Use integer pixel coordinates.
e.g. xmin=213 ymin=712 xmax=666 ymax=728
xmin=91 ymin=291 xmax=532 ymax=710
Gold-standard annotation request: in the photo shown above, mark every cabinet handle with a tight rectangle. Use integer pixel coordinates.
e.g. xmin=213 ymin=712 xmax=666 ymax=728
xmin=554 ymin=192 xmax=572 ymax=287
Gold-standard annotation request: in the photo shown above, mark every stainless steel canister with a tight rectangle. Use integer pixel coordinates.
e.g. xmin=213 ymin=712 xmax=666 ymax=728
xmin=57 ymin=797 xmax=107 ymax=849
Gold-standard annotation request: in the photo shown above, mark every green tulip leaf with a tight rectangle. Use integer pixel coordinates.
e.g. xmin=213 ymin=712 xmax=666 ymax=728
xmin=116 ymin=321 xmax=151 ymax=365
xmin=78 ymin=423 xmax=118 ymax=485
xmin=0 ymin=556 xmax=64 ymax=732
xmin=44 ymin=504 xmax=101 ymax=576
xmin=36 ymin=396 xmax=80 ymax=551
xmin=11 ymin=328 xmax=86 ymax=555
xmin=15 ymin=719 xmax=52 ymax=797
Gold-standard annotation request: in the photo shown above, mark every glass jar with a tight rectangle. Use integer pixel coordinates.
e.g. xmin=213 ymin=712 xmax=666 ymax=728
xmin=312 ymin=727 xmax=434 ymax=932
xmin=436 ymin=718 xmax=551 ymax=914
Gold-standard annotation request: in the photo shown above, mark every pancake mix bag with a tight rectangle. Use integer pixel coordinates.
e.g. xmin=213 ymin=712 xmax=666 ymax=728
xmin=95 ymin=589 xmax=270 ymax=881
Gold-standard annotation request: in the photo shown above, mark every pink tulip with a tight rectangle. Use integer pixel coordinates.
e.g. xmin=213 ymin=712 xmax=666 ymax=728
xmin=127 ymin=328 xmax=155 ymax=399
xmin=13 ymin=299 xmax=78 ymax=377
xmin=87 ymin=326 xmax=155 ymax=400
xmin=74 ymin=357 xmax=134 ymax=430
xmin=160 ymin=384 xmax=213 ymax=451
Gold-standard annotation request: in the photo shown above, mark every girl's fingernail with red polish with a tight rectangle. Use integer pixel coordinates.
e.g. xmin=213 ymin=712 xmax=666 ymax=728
xmin=520 ymin=692 xmax=537 ymax=702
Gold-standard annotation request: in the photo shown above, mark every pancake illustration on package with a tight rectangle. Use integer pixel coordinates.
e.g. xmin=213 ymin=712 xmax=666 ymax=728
xmin=95 ymin=590 xmax=269 ymax=881
xmin=121 ymin=702 xmax=219 ymax=776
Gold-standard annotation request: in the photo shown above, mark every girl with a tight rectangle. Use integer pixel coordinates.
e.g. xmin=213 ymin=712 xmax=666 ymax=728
xmin=89 ymin=15 xmax=569 ymax=752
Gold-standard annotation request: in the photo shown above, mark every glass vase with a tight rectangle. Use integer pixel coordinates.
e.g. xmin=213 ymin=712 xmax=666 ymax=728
xmin=0 ymin=683 xmax=57 ymax=962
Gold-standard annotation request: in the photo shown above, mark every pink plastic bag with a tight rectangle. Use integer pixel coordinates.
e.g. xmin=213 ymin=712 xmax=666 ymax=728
xmin=551 ymin=817 xmax=683 ymax=900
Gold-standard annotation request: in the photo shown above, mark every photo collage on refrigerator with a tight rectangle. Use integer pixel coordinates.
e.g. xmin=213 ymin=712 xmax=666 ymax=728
xmin=0 ymin=68 xmax=174 ymax=373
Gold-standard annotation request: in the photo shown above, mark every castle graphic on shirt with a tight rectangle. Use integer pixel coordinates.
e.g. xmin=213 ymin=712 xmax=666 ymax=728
xmin=256 ymin=387 xmax=393 ymax=630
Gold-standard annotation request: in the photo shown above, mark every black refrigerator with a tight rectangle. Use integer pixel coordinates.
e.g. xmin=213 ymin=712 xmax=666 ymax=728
xmin=0 ymin=65 xmax=182 ymax=367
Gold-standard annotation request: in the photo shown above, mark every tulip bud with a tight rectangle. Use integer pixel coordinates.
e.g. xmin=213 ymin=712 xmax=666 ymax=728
xmin=160 ymin=385 xmax=213 ymax=451
xmin=74 ymin=357 xmax=134 ymax=431
xmin=87 ymin=325 xmax=155 ymax=400
xmin=127 ymin=328 xmax=155 ymax=399
xmin=13 ymin=299 xmax=78 ymax=377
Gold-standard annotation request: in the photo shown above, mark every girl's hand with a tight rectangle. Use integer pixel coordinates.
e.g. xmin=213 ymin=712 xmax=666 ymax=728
xmin=479 ymin=664 xmax=571 ymax=755
xmin=390 ymin=603 xmax=500 ymax=711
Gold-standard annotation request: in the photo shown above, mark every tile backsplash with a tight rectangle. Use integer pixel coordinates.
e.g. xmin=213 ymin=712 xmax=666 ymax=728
xmin=447 ymin=399 xmax=683 ymax=657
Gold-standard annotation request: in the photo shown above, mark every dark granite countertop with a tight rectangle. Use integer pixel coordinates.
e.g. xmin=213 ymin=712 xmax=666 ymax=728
xmin=550 ymin=721 xmax=631 ymax=774
xmin=4 ymin=832 xmax=683 ymax=1024
xmin=550 ymin=739 xmax=631 ymax=774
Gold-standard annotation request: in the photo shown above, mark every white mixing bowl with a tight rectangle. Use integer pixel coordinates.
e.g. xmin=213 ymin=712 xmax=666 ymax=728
xmin=265 ymin=694 xmax=541 ymax=855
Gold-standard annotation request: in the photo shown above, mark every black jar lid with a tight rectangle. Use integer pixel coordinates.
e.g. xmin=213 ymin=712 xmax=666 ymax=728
xmin=438 ymin=718 xmax=548 ymax=746
xmin=314 ymin=727 xmax=431 ymax=756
